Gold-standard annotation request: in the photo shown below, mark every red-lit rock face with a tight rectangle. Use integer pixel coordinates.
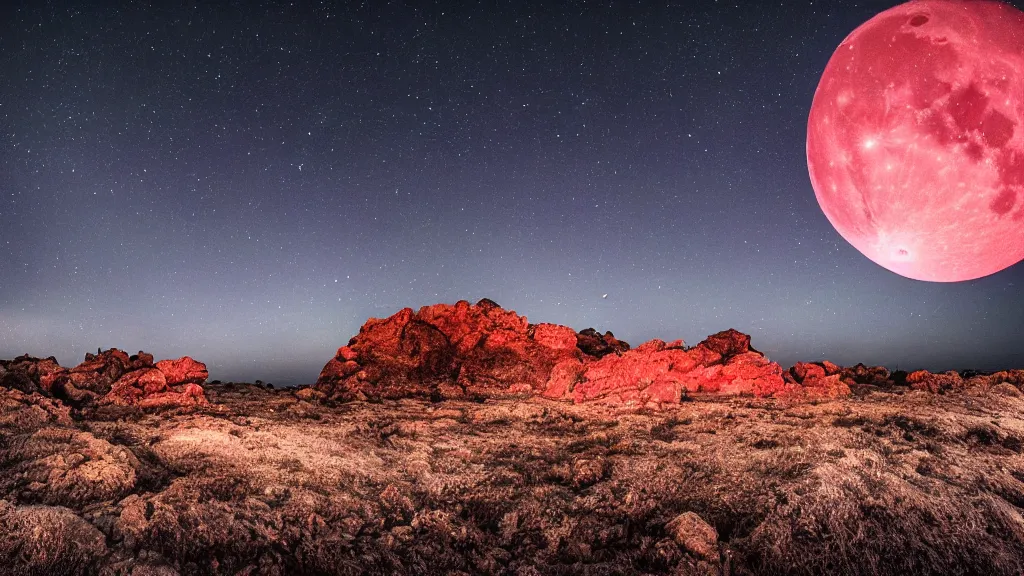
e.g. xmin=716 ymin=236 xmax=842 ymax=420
xmin=783 ymin=361 xmax=851 ymax=400
xmin=56 ymin=349 xmax=142 ymax=403
xmin=155 ymin=356 xmax=209 ymax=386
xmin=103 ymin=354 xmax=209 ymax=408
xmin=0 ymin=349 xmax=209 ymax=409
xmin=316 ymin=301 xmax=799 ymax=406
xmin=542 ymin=331 xmax=789 ymax=405
xmin=807 ymin=0 xmax=1024 ymax=281
xmin=316 ymin=299 xmax=587 ymax=400
xmin=0 ymin=355 xmax=66 ymax=394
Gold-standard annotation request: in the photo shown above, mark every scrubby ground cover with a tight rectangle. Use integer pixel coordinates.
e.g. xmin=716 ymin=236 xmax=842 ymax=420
xmin=2 ymin=383 xmax=1024 ymax=575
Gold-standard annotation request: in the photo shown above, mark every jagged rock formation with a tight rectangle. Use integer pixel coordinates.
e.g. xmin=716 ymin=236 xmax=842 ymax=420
xmin=315 ymin=300 xmax=1024 ymax=408
xmin=0 ymin=355 xmax=64 ymax=395
xmin=155 ymin=357 xmax=209 ymax=386
xmin=315 ymin=299 xmax=838 ymax=407
xmin=780 ymin=360 xmax=851 ymax=399
xmin=541 ymin=330 xmax=787 ymax=405
xmin=574 ymin=327 xmax=630 ymax=358
xmin=0 ymin=349 xmax=209 ymax=409
xmin=315 ymin=298 xmax=587 ymax=401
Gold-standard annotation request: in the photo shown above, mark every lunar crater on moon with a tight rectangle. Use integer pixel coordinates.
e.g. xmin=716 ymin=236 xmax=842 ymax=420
xmin=807 ymin=0 xmax=1024 ymax=282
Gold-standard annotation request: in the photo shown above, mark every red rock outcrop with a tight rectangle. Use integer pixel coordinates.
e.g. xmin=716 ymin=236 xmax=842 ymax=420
xmin=906 ymin=370 xmax=966 ymax=394
xmin=575 ymin=328 xmax=631 ymax=358
xmin=104 ymin=380 xmax=207 ymax=409
xmin=542 ymin=330 xmax=788 ymax=406
xmin=839 ymin=363 xmax=893 ymax=387
xmin=155 ymin=356 xmax=209 ymax=385
xmin=0 ymin=349 xmax=209 ymax=409
xmin=0 ymin=362 xmax=42 ymax=395
xmin=955 ymin=369 xmax=1024 ymax=391
xmin=316 ymin=301 xmax=801 ymax=407
xmin=0 ymin=355 xmax=66 ymax=394
xmin=103 ymin=354 xmax=209 ymax=408
xmin=316 ymin=299 xmax=587 ymax=401
xmin=781 ymin=361 xmax=851 ymax=400
xmin=54 ymin=349 xmax=143 ymax=404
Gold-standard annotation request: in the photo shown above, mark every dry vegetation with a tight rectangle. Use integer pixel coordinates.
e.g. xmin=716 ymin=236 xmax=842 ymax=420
xmin=2 ymin=383 xmax=1024 ymax=575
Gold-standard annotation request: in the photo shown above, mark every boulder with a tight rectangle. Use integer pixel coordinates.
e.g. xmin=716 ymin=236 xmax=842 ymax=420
xmin=820 ymin=360 xmax=843 ymax=376
xmin=575 ymin=328 xmax=631 ymax=358
xmin=791 ymin=362 xmax=827 ymax=383
xmin=137 ymin=383 xmax=207 ymax=409
xmin=71 ymin=348 xmax=133 ymax=381
xmin=699 ymin=328 xmax=757 ymax=358
xmin=155 ymin=356 xmax=209 ymax=386
xmin=0 ymin=355 xmax=66 ymax=394
xmin=907 ymin=370 xmax=965 ymax=394
xmin=840 ymin=363 xmax=892 ymax=387
xmin=12 ymin=349 xmax=213 ymax=409
xmin=782 ymin=361 xmax=852 ymax=400
xmin=102 ymin=367 xmax=207 ymax=408
xmin=972 ymin=369 xmax=1024 ymax=389
xmin=49 ymin=348 xmax=159 ymax=405
xmin=665 ymin=512 xmax=719 ymax=562
xmin=53 ymin=370 xmax=111 ymax=405
xmin=790 ymin=373 xmax=851 ymax=400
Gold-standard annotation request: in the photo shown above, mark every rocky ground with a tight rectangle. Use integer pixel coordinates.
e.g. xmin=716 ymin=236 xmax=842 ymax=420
xmin=4 ymin=299 xmax=1024 ymax=575
xmin=2 ymin=381 xmax=1024 ymax=576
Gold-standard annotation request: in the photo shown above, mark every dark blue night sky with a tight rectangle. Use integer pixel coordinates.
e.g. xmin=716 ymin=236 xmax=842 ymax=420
xmin=2 ymin=1 xmax=1022 ymax=384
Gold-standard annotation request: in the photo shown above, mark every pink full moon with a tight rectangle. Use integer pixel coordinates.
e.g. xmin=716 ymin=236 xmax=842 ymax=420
xmin=806 ymin=0 xmax=1024 ymax=282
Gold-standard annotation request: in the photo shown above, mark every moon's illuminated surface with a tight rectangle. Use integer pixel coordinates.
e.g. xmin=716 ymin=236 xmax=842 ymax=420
xmin=807 ymin=0 xmax=1024 ymax=282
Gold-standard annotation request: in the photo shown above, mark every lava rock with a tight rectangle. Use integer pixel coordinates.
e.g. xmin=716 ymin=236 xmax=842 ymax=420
xmin=0 ymin=365 xmax=39 ymax=395
xmin=315 ymin=299 xmax=587 ymax=401
xmin=155 ymin=356 xmax=210 ymax=386
xmin=318 ymin=303 xmax=799 ymax=407
xmin=0 ymin=500 xmax=108 ymax=574
xmin=665 ymin=511 xmax=719 ymax=562
xmin=0 ymin=355 xmax=66 ymax=394
xmin=48 ymin=349 xmax=175 ymax=407
xmin=841 ymin=363 xmax=893 ymax=387
xmin=907 ymin=370 xmax=965 ymax=394
xmin=575 ymin=328 xmax=631 ymax=358
xmin=551 ymin=330 xmax=787 ymax=406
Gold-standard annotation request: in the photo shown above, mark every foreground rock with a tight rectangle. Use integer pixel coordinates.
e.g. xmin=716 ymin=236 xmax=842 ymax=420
xmin=2 ymin=381 xmax=1024 ymax=575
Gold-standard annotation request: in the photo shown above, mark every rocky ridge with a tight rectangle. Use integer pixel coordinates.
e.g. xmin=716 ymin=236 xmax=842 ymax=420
xmin=314 ymin=299 xmax=1020 ymax=407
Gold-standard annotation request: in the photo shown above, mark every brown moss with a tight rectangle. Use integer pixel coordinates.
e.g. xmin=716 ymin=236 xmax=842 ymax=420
xmin=0 ymin=384 xmax=1023 ymax=574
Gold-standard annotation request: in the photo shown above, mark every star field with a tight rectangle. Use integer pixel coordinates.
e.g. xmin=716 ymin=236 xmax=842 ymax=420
xmin=2 ymin=1 xmax=1023 ymax=385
